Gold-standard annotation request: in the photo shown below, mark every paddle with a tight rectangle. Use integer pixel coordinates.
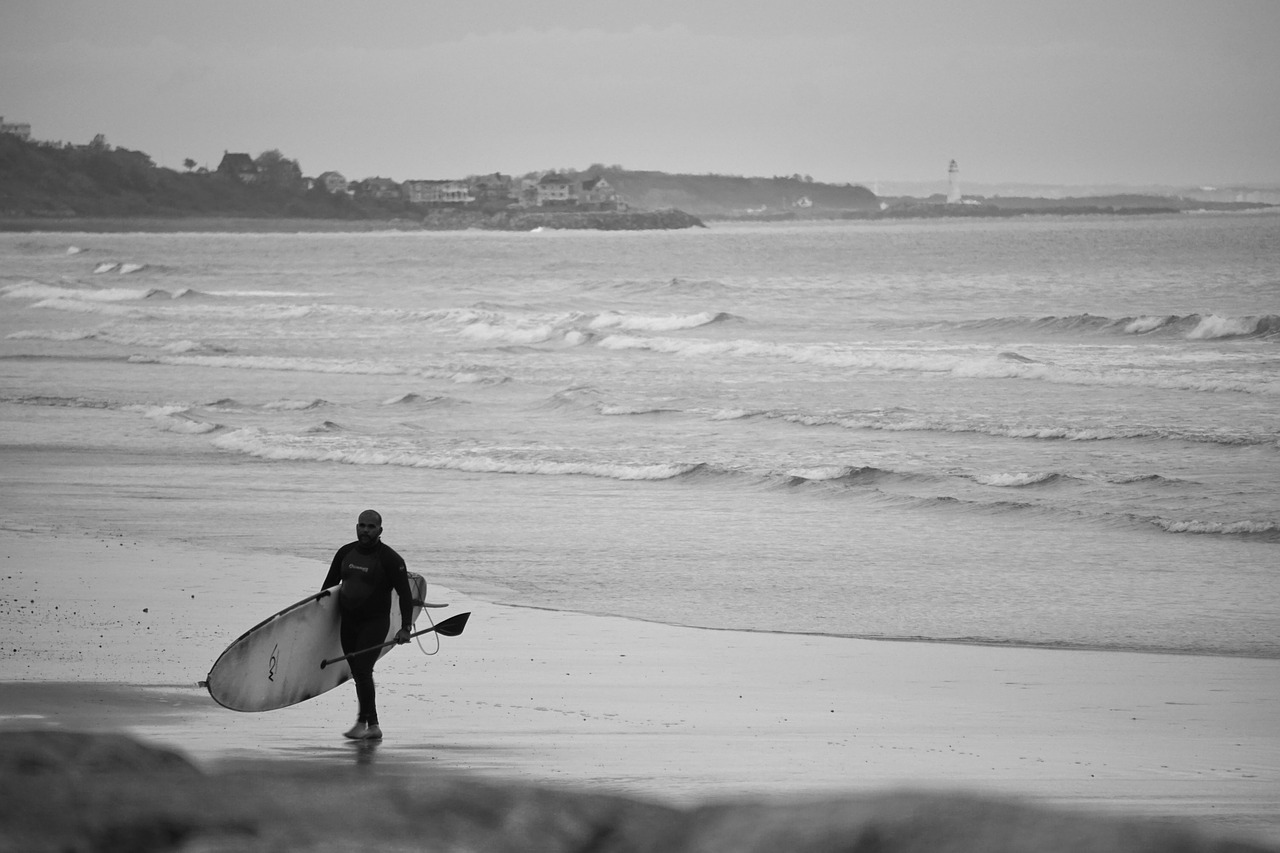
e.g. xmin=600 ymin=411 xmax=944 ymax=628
xmin=319 ymin=612 xmax=471 ymax=669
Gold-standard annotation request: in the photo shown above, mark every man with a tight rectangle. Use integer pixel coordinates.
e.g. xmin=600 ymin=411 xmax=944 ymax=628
xmin=322 ymin=509 xmax=413 ymax=740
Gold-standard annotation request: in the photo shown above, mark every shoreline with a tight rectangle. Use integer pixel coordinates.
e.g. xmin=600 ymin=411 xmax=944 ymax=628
xmin=0 ymin=216 xmax=445 ymax=233
xmin=503 ymin=602 xmax=1280 ymax=661
xmin=0 ymin=208 xmax=706 ymax=233
xmin=2 ymin=528 xmax=1278 ymax=845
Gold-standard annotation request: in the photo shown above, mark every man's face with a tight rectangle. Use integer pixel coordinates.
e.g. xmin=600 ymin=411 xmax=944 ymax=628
xmin=356 ymin=514 xmax=382 ymax=545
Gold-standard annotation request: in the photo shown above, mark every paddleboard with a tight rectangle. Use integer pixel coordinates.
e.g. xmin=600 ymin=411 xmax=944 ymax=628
xmin=203 ymin=572 xmax=427 ymax=712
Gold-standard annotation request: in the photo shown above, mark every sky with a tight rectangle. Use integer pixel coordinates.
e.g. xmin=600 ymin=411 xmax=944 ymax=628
xmin=2 ymin=0 xmax=1278 ymax=188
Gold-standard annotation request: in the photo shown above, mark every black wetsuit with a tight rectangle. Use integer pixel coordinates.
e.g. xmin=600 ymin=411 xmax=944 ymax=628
xmin=322 ymin=540 xmax=414 ymax=726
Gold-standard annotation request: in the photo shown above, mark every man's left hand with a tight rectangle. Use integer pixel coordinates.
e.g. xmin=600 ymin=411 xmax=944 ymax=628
xmin=395 ymin=628 xmax=411 ymax=644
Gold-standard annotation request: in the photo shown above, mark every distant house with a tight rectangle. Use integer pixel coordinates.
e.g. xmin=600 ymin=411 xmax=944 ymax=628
xmin=352 ymin=177 xmax=401 ymax=200
xmin=470 ymin=172 xmax=514 ymax=205
xmin=217 ymin=152 xmax=258 ymax=183
xmin=317 ymin=171 xmax=348 ymax=194
xmin=0 ymin=117 xmax=31 ymax=140
xmin=402 ymin=179 xmax=474 ymax=205
xmin=515 ymin=177 xmax=541 ymax=207
xmin=536 ymin=173 xmax=576 ymax=206
xmin=579 ymin=176 xmax=617 ymax=210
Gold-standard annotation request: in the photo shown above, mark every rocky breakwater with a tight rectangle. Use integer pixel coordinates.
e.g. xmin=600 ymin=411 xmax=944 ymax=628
xmin=1 ymin=730 xmax=1274 ymax=853
xmin=420 ymin=208 xmax=706 ymax=231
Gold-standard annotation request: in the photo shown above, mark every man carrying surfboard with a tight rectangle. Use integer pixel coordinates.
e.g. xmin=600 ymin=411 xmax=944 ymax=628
xmin=322 ymin=509 xmax=414 ymax=740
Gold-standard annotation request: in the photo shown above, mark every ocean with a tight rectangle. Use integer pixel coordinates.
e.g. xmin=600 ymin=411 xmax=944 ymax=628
xmin=2 ymin=213 xmax=1278 ymax=658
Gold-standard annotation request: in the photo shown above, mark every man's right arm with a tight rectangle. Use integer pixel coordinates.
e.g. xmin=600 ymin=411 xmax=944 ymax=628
xmin=321 ymin=544 xmax=349 ymax=591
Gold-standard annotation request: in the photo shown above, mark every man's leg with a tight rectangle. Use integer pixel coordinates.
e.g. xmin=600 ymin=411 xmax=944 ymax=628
xmin=340 ymin=615 xmax=389 ymax=737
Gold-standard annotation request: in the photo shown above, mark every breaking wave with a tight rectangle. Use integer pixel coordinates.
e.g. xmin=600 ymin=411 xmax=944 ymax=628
xmin=121 ymin=404 xmax=219 ymax=435
xmin=587 ymin=310 xmax=736 ymax=332
xmin=455 ymin=308 xmax=734 ymax=346
xmin=381 ymin=393 xmax=458 ymax=407
xmin=928 ymin=312 xmax=1280 ymax=341
xmin=92 ymin=262 xmax=148 ymax=274
xmin=737 ymin=408 xmax=1277 ymax=448
xmin=1149 ymin=518 xmax=1280 ymax=539
xmin=2 ymin=282 xmax=163 ymax=302
xmin=262 ymin=398 xmax=327 ymax=411
xmin=7 ymin=327 xmax=223 ymax=353
xmin=210 ymin=428 xmax=702 ymax=481
xmin=123 ymin=353 xmax=508 ymax=384
xmin=971 ymin=472 xmax=1065 ymax=487
xmin=595 ymin=333 xmax=1279 ymax=394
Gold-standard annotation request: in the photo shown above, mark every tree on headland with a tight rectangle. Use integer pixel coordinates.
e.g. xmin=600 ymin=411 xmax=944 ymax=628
xmin=183 ymin=158 xmax=196 ymax=172
xmin=0 ymin=134 xmax=410 ymax=220
xmin=254 ymin=149 xmax=304 ymax=191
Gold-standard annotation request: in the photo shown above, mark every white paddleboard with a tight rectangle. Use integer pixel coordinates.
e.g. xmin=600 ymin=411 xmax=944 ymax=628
xmin=204 ymin=572 xmax=427 ymax=712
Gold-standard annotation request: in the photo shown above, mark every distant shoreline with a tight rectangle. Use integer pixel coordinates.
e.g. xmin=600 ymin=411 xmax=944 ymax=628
xmin=0 ymin=216 xmax=432 ymax=234
xmin=0 ymin=209 xmax=707 ymax=233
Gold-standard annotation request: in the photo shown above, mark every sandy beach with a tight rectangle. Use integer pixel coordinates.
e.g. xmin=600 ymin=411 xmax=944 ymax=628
xmin=1 ymin=527 xmax=1277 ymax=848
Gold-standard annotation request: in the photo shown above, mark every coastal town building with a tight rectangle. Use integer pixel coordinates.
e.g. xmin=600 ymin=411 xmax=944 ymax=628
xmin=317 ymin=171 xmax=623 ymax=211
xmin=316 ymin=171 xmax=348 ymax=194
xmin=471 ymin=173 xmax=514 ymax=205
xmin=0 ymin=117 xmax=32 ymax=140
xmin=351 ymin=177 xmax=402 ymax=200
xmin=536 ymin=173 xmax=576 ymax=206
xmin=216 ymin=152 xmax=258 ymax=183
xmin=579 ymin=176 xmax=618 ymax=210
xmin=402 ymin=179 xmax=474 ymax=205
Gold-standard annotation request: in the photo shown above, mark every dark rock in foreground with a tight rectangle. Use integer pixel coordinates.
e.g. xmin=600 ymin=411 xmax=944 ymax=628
xmin=0 ymin=731 xmax=1272 ymax=853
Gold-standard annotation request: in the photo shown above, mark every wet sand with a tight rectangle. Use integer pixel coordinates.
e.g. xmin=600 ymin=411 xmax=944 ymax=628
xmin=2 ymin=529 xmax=1277 ymax=846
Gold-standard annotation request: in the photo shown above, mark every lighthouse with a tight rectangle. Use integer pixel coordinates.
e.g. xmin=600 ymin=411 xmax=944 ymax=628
xmin=946 ymin=159 xmax=961 ymax=204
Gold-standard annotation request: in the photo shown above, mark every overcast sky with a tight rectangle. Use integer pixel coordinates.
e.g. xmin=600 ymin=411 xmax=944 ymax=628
xmin=2 ymin=0 xmax=1277 ymax=187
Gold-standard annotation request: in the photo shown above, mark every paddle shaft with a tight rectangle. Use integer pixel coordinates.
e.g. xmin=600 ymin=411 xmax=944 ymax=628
xmin=319 ymin=611 xmax=470 ymax=669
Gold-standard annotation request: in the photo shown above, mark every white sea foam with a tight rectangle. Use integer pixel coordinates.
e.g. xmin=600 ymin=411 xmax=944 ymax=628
xmin=5 ymin=327 xmax=214 ymax=352
xmin=1153 ymin=518 xmax=1278 ymax=536
xmin=2 ymin=283 xmax=155 ymax=302
xmin=1124 ymin=316 xmax=1173 ymax=334
xmin=262 ymin=399 xmax=326 ymax=410
xmin=210 ymin=429 xmax=697 ymax=480
xmin=1187 ymin=314 xmax=1260 ymax=340
xmin=24 ymin=297 xmax=314 ymax=320
xmin=771 ymin=409 xmax=1271 ymax=447
xmin=160 ymin=340 xmax=206 ymax=353
xmin=709 ymin=408 xmax=756 ymax=420
xmin=597 ymin=334 xmax=1279 ymax=394
xmin=7 ymin=329 xmax=96 ymax=342
xmin=973 ymin=472 xmax=1059 ymax=487
xmin=381 ymin=392 xmax=449 ymax=406
xmin=30 ymin=298 xmax=138 ymax=316
xmin=588 ymin=310 xmax=727 ymax=332
xmin=206 ymin=289 xmax=333 ymax=298
xmin=786 ymin=465 xmax=857 ymax=481
xmin=127 ymin=354 xmax=406 ymax=375
xmin=123 ymin=353 xmax=502 ymax=384
xmin=124 ymin=404 xmax=219 ymax=434
xmin=460 ymin=321 xmax=558 ymax=345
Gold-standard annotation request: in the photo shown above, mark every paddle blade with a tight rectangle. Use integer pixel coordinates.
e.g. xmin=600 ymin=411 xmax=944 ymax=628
xmin=431 ymin=611 xmax=470 ymax=637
